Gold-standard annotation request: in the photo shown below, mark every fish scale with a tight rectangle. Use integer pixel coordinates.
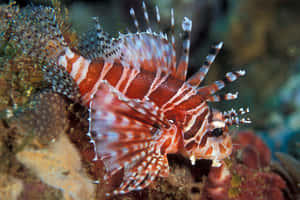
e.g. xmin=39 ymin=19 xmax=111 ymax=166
xmin=3 ymin=1 xmax=251 ymax=196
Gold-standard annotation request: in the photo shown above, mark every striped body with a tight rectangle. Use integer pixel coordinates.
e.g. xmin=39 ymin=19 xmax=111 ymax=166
xmin=58 ymin=40 xmax=236 ymax=162
xmin=58 ymin=46 xmax=203 ymax=155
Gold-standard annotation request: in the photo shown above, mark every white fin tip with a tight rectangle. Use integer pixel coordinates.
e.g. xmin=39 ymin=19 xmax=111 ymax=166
xmin=216 ymin=41 xmax=223 ymax=49
xmin=238 ymin=69 xmax=246 ymax=76
xmin=190 ymin=154 xmax=196 ymax=165
xmin=182 ymin=17 xmax=192 ymax=31
xmin=129 ymin=8 xmax=135 ymax=15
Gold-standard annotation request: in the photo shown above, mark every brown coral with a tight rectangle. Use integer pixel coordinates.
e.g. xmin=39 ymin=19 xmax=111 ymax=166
xmin=201 ymin=131 xmax=286 ymax=200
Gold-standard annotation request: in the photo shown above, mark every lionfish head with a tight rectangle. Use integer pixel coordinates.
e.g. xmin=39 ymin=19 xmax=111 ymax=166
xmin=186 ymin=108 xmax=251 ymax=167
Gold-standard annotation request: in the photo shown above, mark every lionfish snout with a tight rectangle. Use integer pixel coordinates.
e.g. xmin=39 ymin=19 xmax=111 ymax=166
xmin=186 ymin=109 xmax=233 ymax=167
xmin=185 ymin=107 xmax=251 ymax=167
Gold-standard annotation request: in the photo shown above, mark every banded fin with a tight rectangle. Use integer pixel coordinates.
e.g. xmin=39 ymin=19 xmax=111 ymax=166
xmin=89 ymin=81 xmax=170 ymax=195
xmin=187 ymin=42 xmax=223 ymax=87
xmin=117 ymin=2 xmax=176 ymax=75
xmin=118 ymin=33 xmax=174 ymax=74
xmin=197 ymin=70 xmax=246 ymax=99
xmin=175 ymin=17 xmax=192 ymax=81
xmin=223 ymin=107 xmax=251 ymax=126
xmin=207 ymin=92 xmax=239 ymax=102
xmin=117 ymin=2 xmax=194 ymax=82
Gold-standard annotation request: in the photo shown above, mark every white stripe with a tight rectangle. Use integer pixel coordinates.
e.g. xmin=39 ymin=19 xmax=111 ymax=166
xmin=163 ymin=88 xmax=196 ymax=113
xmin=76 ymin=58 xmax=91 ymax=84
xmin=58 ymin=55 xmax=67 ymax=68
xmin=70 ymin=56 xmax=84 ymax=79
xmin=183 ymin=102 xmax=206 ymax=132
xmin=115 ymin=66 xmax=130 ymax=90
xmin=65 ymin=47 xmax=74 ymax=59
xmin=144 ymin=71 xmax=169 ymax=99
xmin=185 ymin=117 xmax=208 ymax=146
xmin=100 ymin=62 xmax=114 ymax=80
xmin=122 ymin=68 xmax=140 ymax=94
xmin=161 ymin=83 xmax=189 ymax=110
xmin=82 ymin=63 xmax=113 ymax=104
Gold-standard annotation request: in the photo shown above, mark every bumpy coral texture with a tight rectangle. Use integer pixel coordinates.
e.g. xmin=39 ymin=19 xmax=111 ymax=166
xmin=201 ymin=131 xmax=286 ymax=200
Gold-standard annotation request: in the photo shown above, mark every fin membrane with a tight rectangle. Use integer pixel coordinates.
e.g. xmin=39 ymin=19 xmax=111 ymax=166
xmin=89 ymin=81 xmax=170 ymax=195
xmin=76 ymin=17 xmax=120 ymax=61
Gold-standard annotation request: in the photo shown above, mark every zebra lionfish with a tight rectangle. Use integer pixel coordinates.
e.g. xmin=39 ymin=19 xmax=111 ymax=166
xmin=3 ymin=1 xmax=251 ymax=196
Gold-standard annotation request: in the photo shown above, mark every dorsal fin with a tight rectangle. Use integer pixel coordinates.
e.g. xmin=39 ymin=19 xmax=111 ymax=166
xmin=118 ymin=33 xmax=175 ymax=74
xmin=111 ymin=2 xmax=181 ymax=78
xmin=197 ymin=70 xmax=246 ymax=98
xmin=175 ymin=17 xmax=192 ymax=81
xmin=76 ymin=17 xmax=121 ymax=61
xmin=187 ymin=42 xmax=223 ymax=87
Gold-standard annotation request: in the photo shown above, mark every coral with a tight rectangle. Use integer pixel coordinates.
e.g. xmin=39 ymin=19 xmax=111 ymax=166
xmin=11 ymin=91 xmax=69 ymax=145
xmin=275 ymin=152 xmax=300 ymax=187
xmin=272 ymin=152 xmax=300 ymax=200
xmin=0 ymin=174 xmax=23 ymax=200
xmin=234 ymin=131 xmax=271 ymax=169
xmin=200 ymin=131 xmax=286 ymax=200
xmin=16 ymin=134 xmax=96 ymax=200
xmin=19 ymin=179 xmax=63 ymax=200
xmin=0 ymin=57 xmax=45 ymax=111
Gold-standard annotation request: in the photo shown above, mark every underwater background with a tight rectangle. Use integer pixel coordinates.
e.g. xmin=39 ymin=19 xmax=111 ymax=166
xmin=0 ymin=0 xmax=299 ymax=199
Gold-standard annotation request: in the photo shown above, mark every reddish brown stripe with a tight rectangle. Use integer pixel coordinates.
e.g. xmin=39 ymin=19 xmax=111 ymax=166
xmin=205 ymin=147 xmax=213 ymax=156
xmin=183 ymin=109 xmax=208 ymax=140
xmin=78 ymin=59 xmax=104 ymax=96
xmin=117 ymin=70 xmax=132 ymax=93
xmin=185 ymin=140 xmax=196 ymax=151
xmin=172 ymin=94 xmax=205 ymax=111
xmin=103 ymin=61 xmax=123 ymax=87
xmin=160 ymin=138 xmax=172 ymax=155
xmin=125 ymin=68 xmax=155 ymax=99
xmin=149 ymin=75 xmax=183 ymax=107
xmin=219 ymin=144 xmax=226 ymax=153
xmin=199 ymin=134 xmax=208 ymax=148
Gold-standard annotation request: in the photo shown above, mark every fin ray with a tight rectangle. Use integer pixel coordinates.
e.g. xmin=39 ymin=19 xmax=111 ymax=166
xmin=89 ymin=81 xmax=170 ymax=194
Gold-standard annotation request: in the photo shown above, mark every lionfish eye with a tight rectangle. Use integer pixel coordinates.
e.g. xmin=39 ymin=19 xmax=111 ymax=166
xmin=209 ymin=128 xmax=223 ymax=137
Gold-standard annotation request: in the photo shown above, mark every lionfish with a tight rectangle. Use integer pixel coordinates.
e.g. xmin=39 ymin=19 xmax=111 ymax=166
xmin=3 ymin=1 xmax=251 ymax=195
